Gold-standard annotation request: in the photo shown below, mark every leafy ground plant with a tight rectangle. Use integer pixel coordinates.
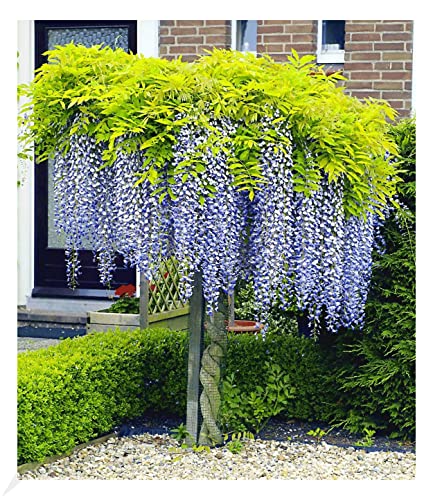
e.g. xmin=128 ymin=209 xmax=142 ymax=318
xmin=219 ymin=362 xmax=295 ymax=436
xmin=106 ymin=295 xmax=139 ymax=314
xmin=355 ymin=428 xmax=376 ymax=447
xmin=169 ymin=423 xmax=211 ymax=459
xmin=307 ymin=427 xmax=328 ymax=444
xmin=170 ymin=423 xmax=190 ymax=444
xmin=225 ymin=438 xmax=244 ymax=454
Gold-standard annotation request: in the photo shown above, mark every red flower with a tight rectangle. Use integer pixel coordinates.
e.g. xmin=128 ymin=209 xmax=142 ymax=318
xmin=114 ymin=283 xmax=136 ymax=297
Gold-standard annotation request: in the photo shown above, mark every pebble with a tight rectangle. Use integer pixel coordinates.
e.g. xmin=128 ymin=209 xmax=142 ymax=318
xmin=18 ymin=433 xmax=416 ymax=480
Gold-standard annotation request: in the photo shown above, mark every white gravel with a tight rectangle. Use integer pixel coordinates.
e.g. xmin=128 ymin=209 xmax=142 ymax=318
xmin=18 ymin=433 xmax=416 ymax=480
xmin=17 ymin=337 xmax=61 ymax=353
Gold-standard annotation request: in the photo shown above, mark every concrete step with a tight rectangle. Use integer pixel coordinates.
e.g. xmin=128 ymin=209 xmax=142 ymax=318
xmin=26 ymin=297 xmax=112 ymax=314
xmin=18 ymin=308 xmax=87 ymax=325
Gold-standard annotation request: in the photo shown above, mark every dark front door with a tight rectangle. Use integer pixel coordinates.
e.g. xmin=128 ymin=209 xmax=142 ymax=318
xmin=33 ymin=21 xmax=137 ymax=298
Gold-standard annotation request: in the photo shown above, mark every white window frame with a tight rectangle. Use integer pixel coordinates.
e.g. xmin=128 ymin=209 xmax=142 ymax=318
xmin=317 ymin=20 xmax=345 ymax=64
xmin=231 ymin=20 xmax=257 ymax=55
xmin=17 ymin=20 xmax=35 ymax=306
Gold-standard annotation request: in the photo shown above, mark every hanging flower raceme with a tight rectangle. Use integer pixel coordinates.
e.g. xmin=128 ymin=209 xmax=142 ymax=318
xmin=242 ymin=116 xmax=382 ymax=333
xmin=52 ymin=121 xmax=107 ymax=287
xmin=52 ymin=112 xmax=387 ymax=334
xmin=170 ymin=117 xmax=248 ymax=314
xmin=169 ymin=121 xmax=208 ymax=302
xmin=108 ymin=146 xmax=160 ymax=280
xmin=246 ymin=113 xmax=297 ymax=324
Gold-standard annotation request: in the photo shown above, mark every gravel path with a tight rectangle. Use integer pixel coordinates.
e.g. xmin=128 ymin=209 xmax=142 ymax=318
xmin=18 ymin=432 xmax=415 ymax=480
xmin=17 ymin=337 xmax=62 ymax=353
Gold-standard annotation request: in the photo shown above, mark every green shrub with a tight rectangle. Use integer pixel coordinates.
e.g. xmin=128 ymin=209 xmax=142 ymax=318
xmin=18 ymin=328 xmax=188 ymax=464
xmin=223 ymin=332 xmax=337 ymax=423
xmin=328 ymin=118 xmax=416 ymax=439
xmin=219 ymin=361 xmax=296 ymax=435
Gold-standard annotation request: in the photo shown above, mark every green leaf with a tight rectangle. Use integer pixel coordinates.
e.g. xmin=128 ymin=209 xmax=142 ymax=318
xmin=147 ymin=167 xmax=158 ymax=184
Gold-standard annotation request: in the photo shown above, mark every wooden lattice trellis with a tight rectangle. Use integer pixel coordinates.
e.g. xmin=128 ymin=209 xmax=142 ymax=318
xmin=148 ymin=256 xmax=186 ymax=314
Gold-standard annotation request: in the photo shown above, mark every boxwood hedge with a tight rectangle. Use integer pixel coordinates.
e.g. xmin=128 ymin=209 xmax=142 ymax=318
xmin=18 ymin=327 xmax=334 ymax=464
xmin=18 ymin=328 xmax=188 ymax=465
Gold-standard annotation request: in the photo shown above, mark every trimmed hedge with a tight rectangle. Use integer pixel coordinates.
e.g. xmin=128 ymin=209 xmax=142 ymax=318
xmin=18 ymin=328 xmax=334 ymax=464
xmin=18 ymin=328 xmax=188 ymax=464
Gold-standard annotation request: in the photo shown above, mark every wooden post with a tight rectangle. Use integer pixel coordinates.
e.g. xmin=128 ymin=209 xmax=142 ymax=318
xmin=228 ymin=291 xmax=235 ymax=327
xmin=139 ymin=272 xmax=149 ymax=330
xmin=186 ymin=271 xmax=205 ymax=446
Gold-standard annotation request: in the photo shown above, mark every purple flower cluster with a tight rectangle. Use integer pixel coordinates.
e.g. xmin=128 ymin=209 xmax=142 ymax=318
xmin=53 ymin=127 xmax=170 ymax=286
xmin=240 ymin=114 xmax=379 ymax=333
xmin=53 ymin=112 xmax=385 ymax=333
xmin=246 ymin=114 xmax=297 ymax=323
xmin=53 ymin=130 xmax=105 ymax=287
xmin=170 ymin=118 xmax=248 ymax=314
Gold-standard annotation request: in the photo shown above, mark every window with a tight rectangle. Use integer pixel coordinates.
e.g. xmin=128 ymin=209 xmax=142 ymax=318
xmin=232 ymin=20 xmax=257 ymax=53
xmin=317 ymin=20 xmax=345 ymax=64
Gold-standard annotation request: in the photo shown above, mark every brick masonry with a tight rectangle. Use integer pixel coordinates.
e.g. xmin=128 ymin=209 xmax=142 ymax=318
xmin=159 ymin=20 xmax=231 ymax=62
xmin=344 ymin=21 xmax=413 ymax=117
xmin=257 ymin=20 xmax=318 ymax=61
xmin=158 ymin=20 xmax=413 ymax=117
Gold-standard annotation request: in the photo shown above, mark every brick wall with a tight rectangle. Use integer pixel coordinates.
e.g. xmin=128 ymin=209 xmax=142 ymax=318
xmin=159 ymin=20 xmax=231 ymax=61
xmin=257 ymin=20 xmax=317 ymax=61
xmin=344 ymin=20 xmax=413 ymax=117
xmin=158 ymin=20 xmax=413 ymax=116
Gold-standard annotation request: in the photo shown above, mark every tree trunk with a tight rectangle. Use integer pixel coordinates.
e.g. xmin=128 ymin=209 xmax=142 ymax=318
xmin=198 ymin=293 xmax=227 ymax=446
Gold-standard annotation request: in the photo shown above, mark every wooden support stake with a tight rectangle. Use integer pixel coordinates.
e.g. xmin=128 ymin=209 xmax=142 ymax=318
xmin=139 ymin=272 xmax=149 ymax=330
xmin=228 ymin=292 xmax=235 ymax=327
xmin=186 ymin=271 xmax=205 ymax=446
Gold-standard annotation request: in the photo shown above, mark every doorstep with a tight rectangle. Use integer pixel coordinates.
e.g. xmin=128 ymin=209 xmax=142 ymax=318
xmin=19 ymin=296 xmax=114 ymax=327
xmin=18 ymin=307 xmax=87 ymax=326
xmin=25 ymin=296 xmax=113 ymax=315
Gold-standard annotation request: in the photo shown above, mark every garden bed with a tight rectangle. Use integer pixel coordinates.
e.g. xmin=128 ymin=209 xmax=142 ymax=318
xmin=18 ymin=412 xmax=415 ymax=479
xmin=86 ymin=306 xmax=190 ymax=333
xmin=114 ymin=411 xmax=416 ymax=455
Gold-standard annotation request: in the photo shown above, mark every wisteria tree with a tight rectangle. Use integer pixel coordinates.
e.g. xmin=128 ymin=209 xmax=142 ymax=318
xmin=18 ymin=45 xmax=400 ymax=445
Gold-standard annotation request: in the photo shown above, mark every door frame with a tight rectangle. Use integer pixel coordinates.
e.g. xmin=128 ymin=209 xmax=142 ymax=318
xmin=33 ymin=21 xmax=138 ymax=298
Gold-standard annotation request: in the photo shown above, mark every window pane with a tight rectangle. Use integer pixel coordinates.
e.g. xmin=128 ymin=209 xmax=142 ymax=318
xmin=47 ymin=26 xmax=130 ymax=51
xmin=236 ymin=20 xmax=257 ymax=52
xmin=322 ymin=20 xmax=345 ymax=50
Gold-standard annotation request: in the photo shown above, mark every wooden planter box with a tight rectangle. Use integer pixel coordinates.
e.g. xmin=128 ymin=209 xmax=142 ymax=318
xmin=86 ymin=306 xmax=190 ymax=333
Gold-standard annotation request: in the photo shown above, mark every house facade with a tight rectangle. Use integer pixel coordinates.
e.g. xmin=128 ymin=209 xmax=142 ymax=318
xmin=17 ymin=20 xmax=414 ymax=314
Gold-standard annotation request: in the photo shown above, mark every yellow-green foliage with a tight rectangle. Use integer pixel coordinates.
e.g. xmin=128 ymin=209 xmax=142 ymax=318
xmin=18 ymin=45 xmax=399 ymax=217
